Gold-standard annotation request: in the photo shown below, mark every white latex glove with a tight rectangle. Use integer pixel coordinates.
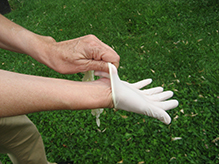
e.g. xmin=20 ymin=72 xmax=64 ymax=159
xmin=82 ymin=70 xmax=104 ymax=127
xmin=95 ymin=63 xmax=179 ymax=124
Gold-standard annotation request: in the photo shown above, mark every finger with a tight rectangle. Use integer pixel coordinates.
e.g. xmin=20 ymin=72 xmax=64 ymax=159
xmin=122 ymin=79 xmax=152 ymax=89
xmin=82 ymin=35 xmax=120 ymax=71
xmin=91 ymin=40 xmax=120 ymax=69
xmin=142 ymin=87 xmax=163 ymax=95
xmin=142 ymin=105 xmax=171 ymax=124
xmin=147 ymin=91 xmax=174 ymax=101
xmin=101 ymin=43 xmax=120 ymax=69
xmin=94 ymin=71 xmax=110 ymax=78
xmin=155 ymin=100 xmax=179 ymax=111
xmin=129 ymin=79 xmax=152 ymax=89
xmin=87 ymin=60 xmax=109 ymax=73
xmin=108 ymin=62 xmax=118 ymax=75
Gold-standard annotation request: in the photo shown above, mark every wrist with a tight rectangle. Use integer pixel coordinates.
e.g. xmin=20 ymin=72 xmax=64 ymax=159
xmin=65 ymin=78 xmax=113 ymax=110
xmin=88 ymin=78 xmax=114 ymax=109
xmin=27 ymin=34 xmax=56 ymax=65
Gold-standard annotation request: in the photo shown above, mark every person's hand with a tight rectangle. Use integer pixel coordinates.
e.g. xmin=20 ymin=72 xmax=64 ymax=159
xmin=0 ymin=15 xmax=119 ymax=74
xmin=41 ymin=34 xmax=120 ymax=74
xmin=108 ymin=63 xmax=178 ymax=124
xmin=95 ymin=63 xmax=179 ymax=124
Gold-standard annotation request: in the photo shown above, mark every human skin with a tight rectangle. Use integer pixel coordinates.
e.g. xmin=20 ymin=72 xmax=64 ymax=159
xmin=0 ymin=14 xmax=120 ymax=74
xmin=0 ymin=69 xmax=113 ymax=117
xmin=0 ymin=14 xmax=119 ymax=117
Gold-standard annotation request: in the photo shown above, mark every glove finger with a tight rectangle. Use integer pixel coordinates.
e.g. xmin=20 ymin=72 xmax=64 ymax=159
xmin=146 ymin=91 xmax=174 ymax=101
xmin=122 ymin=79 xmax=152 ymax=89
xmin=142 ymin=104 xmax=171 ymax=124
xmin=130 ymin=79 xmax=152 ymax=89
xmin=142 ymin=87 xmax=163 ymax=95
xmin=94 ymin=71 xmax=110 ymax=78
xmin=155 ymin=99 xmax=179 ymax=111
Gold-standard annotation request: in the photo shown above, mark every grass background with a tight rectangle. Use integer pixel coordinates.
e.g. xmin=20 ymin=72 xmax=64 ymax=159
xmin=0 ymin=0 xmax=219 ymax=163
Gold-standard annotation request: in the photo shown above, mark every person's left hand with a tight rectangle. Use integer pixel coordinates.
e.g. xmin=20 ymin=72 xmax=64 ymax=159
xmin=95 ymin=63 xmax=179 ymax=124
xmin=41 ymin=34 xmax=120 ymax=74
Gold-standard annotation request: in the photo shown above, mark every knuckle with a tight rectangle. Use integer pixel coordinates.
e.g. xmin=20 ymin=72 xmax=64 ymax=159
xmin=46 ymin=36 xmax=56 ymax=43
xmin=99 ymin=61 xmax=106 ymax=71
xmin=86 ymin=34 xmax=98 ymax=40
xmin=88 ymin=43 xmax=104 ymax=59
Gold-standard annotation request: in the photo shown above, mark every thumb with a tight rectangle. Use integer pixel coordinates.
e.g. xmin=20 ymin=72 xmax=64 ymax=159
xmin=87 ymin=60 xmax=109 ymax=73
xmin=129 ymin=79 xmax=152 ymax=89
xmin=94 ymin=71 xmax=110 ymax=78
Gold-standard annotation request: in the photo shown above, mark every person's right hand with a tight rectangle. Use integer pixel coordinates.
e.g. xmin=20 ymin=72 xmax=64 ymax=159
xmin=0 ymin=15 xmax=119 ymax=74
xmin=40 ymin=35 xmax=120 ymax=74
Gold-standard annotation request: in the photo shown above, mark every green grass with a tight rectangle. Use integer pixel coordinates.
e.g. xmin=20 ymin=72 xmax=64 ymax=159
xmin=0 ymin=0 xmax=219 ymax=163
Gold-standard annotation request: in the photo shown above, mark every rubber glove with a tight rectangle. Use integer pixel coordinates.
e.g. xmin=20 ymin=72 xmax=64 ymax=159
xmin=96 ymin=63 xmax=178 ymax=124
xmin=82 ymin=70 xmax=103 ymax=127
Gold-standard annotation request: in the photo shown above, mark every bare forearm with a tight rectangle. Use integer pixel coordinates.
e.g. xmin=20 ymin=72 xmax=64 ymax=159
xmin=0 ymin=14 xmax=120 ymax=74
xmin=0 ymin=14 xmax=54 ymax=63
xmin=0 ymin=14 xmax=23 ymax=53
xmin=0 ymin=70 xmax=112 ymax=117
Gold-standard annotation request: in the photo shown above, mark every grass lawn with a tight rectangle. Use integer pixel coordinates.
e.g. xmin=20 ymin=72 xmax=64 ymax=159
xmin=0 ymin=0 xmax=219 ymax=163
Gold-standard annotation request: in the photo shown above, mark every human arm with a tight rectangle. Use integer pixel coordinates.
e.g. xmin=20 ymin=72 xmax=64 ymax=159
xmin=0 ymin=14 xmax=120 ymax=73
xmin=0 ymin=69 xmax=113 ymax=118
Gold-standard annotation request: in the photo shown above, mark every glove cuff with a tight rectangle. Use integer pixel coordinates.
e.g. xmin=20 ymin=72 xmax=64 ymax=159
xmin=108 ymin=63 xmax=117 ymax=108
